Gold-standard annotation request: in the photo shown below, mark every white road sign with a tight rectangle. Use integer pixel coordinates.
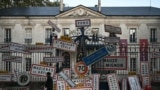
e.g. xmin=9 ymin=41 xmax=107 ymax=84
xmin=95 ymin=56 xmax=127 ymax=70
xmin=104 ymin=25 xmax=121 ymax=34
xmin=30 ymin=64 xmax=55 ymax=77
xmin=26 ymin=45 xmax=55 ymax=52
xmin=48 ymin=20 xmax=61 ymax=33
xmin=104 ymin=37 xmax=120 ymax=43
xmin=0 ymin=42 xmax=25 ymax=53
xmin=53 ymin=39 xmax=77 ymax=52
xmin=0 ymin=74 xmax=11 ymax=82
xmin=2 ymin=55 xmax=22 ymax=63
xmin=107 ymin=73 xmax=120 ymax=90
xmin=75 ymin=19 xmax=91 ymax=27
xmin=43 ymin=57 xmax=64 ymax=63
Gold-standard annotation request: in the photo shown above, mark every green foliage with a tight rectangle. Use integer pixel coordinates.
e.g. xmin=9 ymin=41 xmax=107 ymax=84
xmin=0 ymin=0 xmax=60 ymax=9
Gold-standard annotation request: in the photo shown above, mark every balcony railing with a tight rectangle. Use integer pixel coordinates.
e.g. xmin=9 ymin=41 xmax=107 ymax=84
xmin=150 ymin=38 xmax=157 ymax=43
xmin=25 ymin=38 xmax=32 ymax=44
xmin=130 ymin=38 xmax=137 ymax=43
xmin=4 ymin=38 xmax=11 ymax=43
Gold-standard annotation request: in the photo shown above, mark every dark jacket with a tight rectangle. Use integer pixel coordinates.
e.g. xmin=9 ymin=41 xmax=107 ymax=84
xmin=45 ymin=76 xmax=53 ymax=90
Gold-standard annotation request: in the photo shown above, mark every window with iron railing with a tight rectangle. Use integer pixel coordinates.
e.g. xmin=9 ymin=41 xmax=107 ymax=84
xmin=129 ymin=28 xmax=137 ymax=43
xmin=4 ymin=28 xmax=11 ymax=43
xmin=130 ymin=58 xmax=136 ymax=72
xmin=150 ymin=28 xmax=157 ymax=43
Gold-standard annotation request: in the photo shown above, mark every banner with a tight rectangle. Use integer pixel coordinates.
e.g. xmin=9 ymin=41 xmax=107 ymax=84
xmin=140 ymin=39 xmax=148 ymax=61
xmin=119 ymin=39 xmax=127 ymax=56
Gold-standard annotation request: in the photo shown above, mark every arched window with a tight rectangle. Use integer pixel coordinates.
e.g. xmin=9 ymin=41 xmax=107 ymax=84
xmin=62 ymin=52 xmax=70 ymax=68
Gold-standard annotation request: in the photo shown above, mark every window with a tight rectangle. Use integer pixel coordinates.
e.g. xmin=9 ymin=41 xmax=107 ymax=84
xmin=63 ymin=28 xmax=70 ymax=36
xmin=26 ymin=58 xmax=31 ymax=71
xmin=45 ymin=28 xmax=52 ymax=44
xmin=150 ymin=58 xmax=156 ymax=72
xmin=130 ymin=58 xmax=136 ymax=71
xmin=25 ymin=28 xmax=32 ymax=44
xmin=62 ymin=52 xmax=70 ymax=68
xmin=2 ymin=53 xmax=11 ymax=71
xmin=45 ymin=28 xmax=57 ymax=45
xmin=129 ymin=28 xmax=137 ymax=43
xmin=150 ymin=28 xmax=157 ymax=43
xmin=4 ymin=28 xmax=11 ymax=43
xmin=5 ymin=61 xmax=11 ymax=72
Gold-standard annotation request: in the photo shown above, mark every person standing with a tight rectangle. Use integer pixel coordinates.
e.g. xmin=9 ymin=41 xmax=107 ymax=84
xmin=45 ymin=72 xmax=53 ymax=90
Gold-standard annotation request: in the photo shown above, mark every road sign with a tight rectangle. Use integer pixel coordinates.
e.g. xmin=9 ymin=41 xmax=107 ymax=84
xmin=53 ymin=39 xmax=77 ymax=52
xmin=43 ymin=57 xmax=64 ymax=63
xmin=47 ymin=20 xmax=61 ymax=33
xmin=95 ymin=56 xmax=127 ymax=70
xmin=82 ymin=45 xmax=116 ymax=66
xmin=75 ymin=61 xmax=88 ymax=75
xmin=75 ymin=19 xmax=91 ymax=27
xmin=104 ymin=37 xmax=120 ymax=43
xmin=104 ymin=25 xmax=121 ymax=34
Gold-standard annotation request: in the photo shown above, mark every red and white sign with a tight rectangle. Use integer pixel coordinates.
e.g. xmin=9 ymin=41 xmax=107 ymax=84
xmin=140 ymin=62 xmax=149 ymax=76
xmin=75 ymin=61 xmax=88 ymax=75
xmin=43 ymin=57 xmax=63 ymax=63
xmin=95 ymin=56 xmax=127 ymax=70
xmin=30 ymin=64 xmax=55 ymax=77
xmin=53 ymin=39 xmax=77 ymax=52
xmin=107 ymin=73 xmax=120 ymax=90
xmin=56 ymin=80 xmax=66 ymax=90
xmin=142 ymin=76 xmax=150 ymax=88
xmin=48 ymin=20 xmax=61 ymax=33
xmin=0 ymin=74 xmax=12 ymax=82
xmin=92 ymin=74 xmax=100 ymax=90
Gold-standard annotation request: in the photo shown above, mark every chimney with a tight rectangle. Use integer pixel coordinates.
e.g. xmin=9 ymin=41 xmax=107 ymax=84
xmin=98 ymin=0 xmax=101 ymax=12
xmin=60 ymin=0 xmax=63 ymax=12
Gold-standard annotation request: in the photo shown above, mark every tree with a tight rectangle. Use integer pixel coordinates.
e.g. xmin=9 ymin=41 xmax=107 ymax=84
xmin=0 ymin=0 xmax=60 ymax=9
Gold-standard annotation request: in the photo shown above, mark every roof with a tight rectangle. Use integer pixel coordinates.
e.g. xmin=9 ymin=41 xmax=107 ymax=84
xmin=0 ymin=5 xmax=160 ymax=16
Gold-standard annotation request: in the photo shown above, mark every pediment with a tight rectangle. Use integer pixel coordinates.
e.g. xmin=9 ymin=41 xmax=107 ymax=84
xmin=56 ymin=5 xmax=106 ymax=18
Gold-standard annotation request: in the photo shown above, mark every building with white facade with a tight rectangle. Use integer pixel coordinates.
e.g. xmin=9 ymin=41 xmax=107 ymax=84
xmin=0 ymin=0 xmax=160 ymax=89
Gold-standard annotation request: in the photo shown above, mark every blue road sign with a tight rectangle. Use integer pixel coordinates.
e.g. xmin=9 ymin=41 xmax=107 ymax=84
xmin=82 ymin=45 xmax=116 ymax=66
